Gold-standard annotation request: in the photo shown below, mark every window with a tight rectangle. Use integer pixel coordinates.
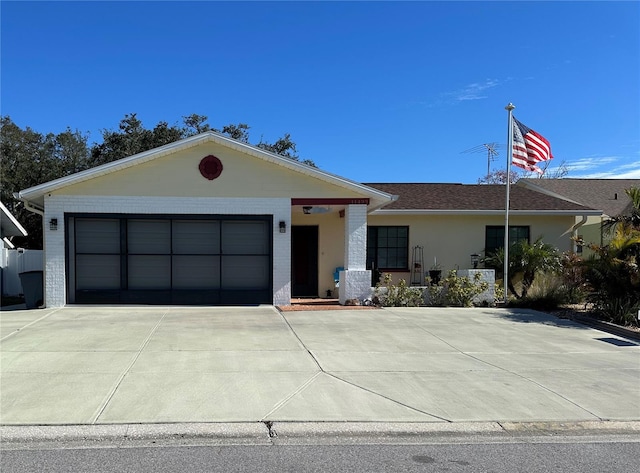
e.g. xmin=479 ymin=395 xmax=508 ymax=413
xmin=367 ymin=226 xmax=409 ymax=271
xmin=485 ymin=225 xmax=530 ymax=257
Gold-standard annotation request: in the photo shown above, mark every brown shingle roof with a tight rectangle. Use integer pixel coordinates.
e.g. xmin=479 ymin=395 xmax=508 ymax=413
xmin=364 ymin=183 xmax=598 ymax=212
xmin=518 ymin=179 xmax=640 ymax=217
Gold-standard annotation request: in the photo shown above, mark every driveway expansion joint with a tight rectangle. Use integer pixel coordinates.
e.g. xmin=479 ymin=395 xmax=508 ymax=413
xmin=89 ymin=308 xmax=171 ymax=424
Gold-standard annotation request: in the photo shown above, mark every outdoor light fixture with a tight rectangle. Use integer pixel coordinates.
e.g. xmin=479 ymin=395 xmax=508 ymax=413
xmin=471 ymin=253 xmax=480 ymax=269
xmin=303 ymin=206 xmax=312 ymax=215
xmin=49 ymin=218 xmax=58 ymax=231
xmin=279 ymin=221 xmax=286 ymax=233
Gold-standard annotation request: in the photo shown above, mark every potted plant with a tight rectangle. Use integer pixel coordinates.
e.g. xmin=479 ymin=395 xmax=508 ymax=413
xmin=428 ymin=259 xmax=442 ymax=285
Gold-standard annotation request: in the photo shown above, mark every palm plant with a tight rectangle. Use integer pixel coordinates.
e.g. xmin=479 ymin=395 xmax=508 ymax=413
xmin=484 ymin=237 xmax=561 ymax=299
xmin=602 ymin=187 xmax=640 ymax=234
xmin=585 ymin=188 xmax=640 ymax=326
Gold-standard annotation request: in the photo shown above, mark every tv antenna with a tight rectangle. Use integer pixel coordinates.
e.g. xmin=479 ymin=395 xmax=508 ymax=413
xmin=462 ymin=143 xmax=501 ymax=176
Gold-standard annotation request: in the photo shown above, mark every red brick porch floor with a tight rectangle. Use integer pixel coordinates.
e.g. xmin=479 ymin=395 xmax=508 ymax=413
xmin=277 ymin=298 xmax=379 ymax=312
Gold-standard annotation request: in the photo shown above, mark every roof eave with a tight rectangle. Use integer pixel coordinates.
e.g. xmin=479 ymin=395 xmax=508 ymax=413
xmin=0 ymin=202 xmax=28 ymax=237
xmin=18 ymin=131 xmax=396 ymax=207
xmin=371 ymin=209 xmax=603 ymax=216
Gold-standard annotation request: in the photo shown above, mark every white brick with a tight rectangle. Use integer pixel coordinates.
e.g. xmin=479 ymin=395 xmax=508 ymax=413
xmin=338 ymin=269 xmax=373 ymax=304
xmin=43 ymin=195 xmax=291 ymax=307
xmin=344 ymin=204 xmax=367 ymax=270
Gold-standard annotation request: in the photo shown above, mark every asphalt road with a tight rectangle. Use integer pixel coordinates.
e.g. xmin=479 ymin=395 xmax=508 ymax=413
xmin=2 ymin=434 xmax=639 ymax=473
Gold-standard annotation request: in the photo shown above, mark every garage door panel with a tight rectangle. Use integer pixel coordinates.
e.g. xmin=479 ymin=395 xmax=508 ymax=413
xmin=222 ymin=221 xmax=269 ymax=254
xmin=222 ymin=255 xmax=270 ymax=289
xmin=172 ymin=255 xmax=220 ymax=289
xmin=76 ymin=255 xmax=120 ymax=290
xmin=128 ymin=255 xmax=171 ymax=289
xmin=128 ymin=220 xmax=170 ymax=254
xmin=75 ymin=219 xmax=120 ymax=253
xmin=172 ymin=220 xmax=220 ymax=254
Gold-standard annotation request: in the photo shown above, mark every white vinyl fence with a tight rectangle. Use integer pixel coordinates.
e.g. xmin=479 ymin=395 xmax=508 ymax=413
xmin=1 ymin=249 xmax=44 ymax=296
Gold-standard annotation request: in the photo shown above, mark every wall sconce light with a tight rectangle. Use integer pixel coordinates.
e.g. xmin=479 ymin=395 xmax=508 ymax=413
xmin=49 ymin=218 xmax=58 ymax=231
xmin=303 ymin=206 xmax=312 ymax=215
xmin=470 ymin=253 xmax=480 ymax=269
xmin=279 ymin=221 xmax=286 ymax=233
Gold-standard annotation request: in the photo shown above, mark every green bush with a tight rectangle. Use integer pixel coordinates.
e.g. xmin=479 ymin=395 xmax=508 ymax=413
xmin=508 ymin=272 xmax=571 ymax=310
xmin=374 ymin=274 xmax=424 ymax=307
xmin=591 ymin=295 xmax=639 ymax=327
xmin=424 ymin=270 xmax=489 ymax=307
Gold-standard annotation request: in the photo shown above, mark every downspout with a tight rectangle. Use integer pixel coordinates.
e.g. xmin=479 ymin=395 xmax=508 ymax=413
xmin=570 ymin=215 xmax=588 ymax=253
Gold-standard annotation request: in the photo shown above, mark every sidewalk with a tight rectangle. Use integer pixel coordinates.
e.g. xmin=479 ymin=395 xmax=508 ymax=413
xmin=1 ymin=306 xmax=638 ymax=430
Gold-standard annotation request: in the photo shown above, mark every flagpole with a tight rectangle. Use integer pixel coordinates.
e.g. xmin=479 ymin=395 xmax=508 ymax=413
xmin=504 ymin=103 xmax=515 ymax=305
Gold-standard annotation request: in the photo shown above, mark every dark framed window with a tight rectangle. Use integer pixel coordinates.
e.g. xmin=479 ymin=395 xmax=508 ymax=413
xmin=485 ymin=225 xmax=530 ymax=257
xmin=367 ymin=226 xmax=409 ymax=271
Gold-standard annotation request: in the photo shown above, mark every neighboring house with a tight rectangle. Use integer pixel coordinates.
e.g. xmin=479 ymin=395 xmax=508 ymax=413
xmin=365 ymin=183 xmax=599 ymax=282
xmin=518 ymin=178 xmax=640 ymax=256
xmin=1 ymin=201 xmax=34 ymax=297
xmin=1 ymin=201 xmax=28 ymax=249
xmin=17 ymin=132 xmax=601 ymax=308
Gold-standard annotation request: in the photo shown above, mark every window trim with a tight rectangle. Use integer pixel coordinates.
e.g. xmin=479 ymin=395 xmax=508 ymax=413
xmin=485 ymin=225 xmax=530 ymax=256
xmin=367 ymin=225 xmax=410 ymax=272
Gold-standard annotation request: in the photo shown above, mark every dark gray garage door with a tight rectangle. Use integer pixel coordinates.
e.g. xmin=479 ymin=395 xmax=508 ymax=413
xmin=67 ymin=215 xmax=272 ymax=305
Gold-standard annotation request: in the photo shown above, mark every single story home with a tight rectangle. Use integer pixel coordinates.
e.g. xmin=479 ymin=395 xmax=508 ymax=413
xmin=364 ymin=183 xmax=599 ymax=285
xmin=17 ymin=132 xmax=601 ymax=307
xmin=517 ymin=178 xmax=640 ymax=256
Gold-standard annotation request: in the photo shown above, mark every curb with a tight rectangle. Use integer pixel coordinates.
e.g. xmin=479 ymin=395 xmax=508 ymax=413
xmin=569 ymin=314 xmax=640 ymax=341
xmin=2 ymin=421 xmax=639 ymax=445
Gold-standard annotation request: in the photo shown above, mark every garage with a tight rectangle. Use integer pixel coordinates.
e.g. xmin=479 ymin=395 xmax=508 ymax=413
xmin=66 ymin=215 xmax=272 ymax=305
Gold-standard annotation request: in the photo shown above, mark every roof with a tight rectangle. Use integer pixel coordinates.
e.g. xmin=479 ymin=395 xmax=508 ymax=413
xmin=18 ymin=131 xmax=396 ymax=210
xmin=518 ymin=178 xmax=640 ymax=217
xmin=364 ymin=183 xmax=600 ymax=215
xmin=1 ymin=201 xmax=28 ymax=248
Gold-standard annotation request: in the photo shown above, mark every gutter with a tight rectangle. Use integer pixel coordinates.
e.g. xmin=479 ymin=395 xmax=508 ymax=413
xmin=22 ymin=200 xmax=44 ymax=218
xmin=15 ymin=195 xmax=44 ymax=217
xmin=371 ymin=209 xmax=603 ymax=217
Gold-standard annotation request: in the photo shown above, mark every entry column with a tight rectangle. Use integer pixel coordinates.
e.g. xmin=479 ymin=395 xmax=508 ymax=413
xmin=339 ymin=204 xmax=372 ymax=304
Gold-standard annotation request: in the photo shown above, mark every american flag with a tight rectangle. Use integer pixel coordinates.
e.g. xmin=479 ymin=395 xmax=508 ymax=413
xmin=512 ymin=117 xmax=553 ymax=174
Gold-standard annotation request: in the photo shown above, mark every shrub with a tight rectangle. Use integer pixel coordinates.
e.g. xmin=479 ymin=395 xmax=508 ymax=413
xmin=424 ymin=270 xmax=489 ymax=307
xmin=560 ymin=252 xmax=589 ymax=304
xmin=442 ymin=270 xmax=489 ymax=307
xmin=374 ymin=274 xmax=424 ymax=307
xmin=509 ymin=272 xmax=570 ymax=310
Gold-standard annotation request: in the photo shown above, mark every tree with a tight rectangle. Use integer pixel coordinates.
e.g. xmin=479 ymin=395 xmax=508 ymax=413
xmin=182 ymin=114 xmax=211 ymax=134
xmin=584 ymin=188 xmax=640 ymax=326
xmin=478 ymin=160 xmax=569 ymax=184
xmin=220 ymin=123 xmax=250 ymax=143
xmin=477 ymin=169 xmax=520 ymax=185
xmin=89 ymin=114 xmax=315 ymax=168
xmin=2 ymin=113 xmax=312 ymax=248
xmin=88 ymin=113 xmax=186 ymax=167
xmin=484 ymin=237 xmax=561 ymax=299
xmin=1 ymin=116 xmax=90 ymax=248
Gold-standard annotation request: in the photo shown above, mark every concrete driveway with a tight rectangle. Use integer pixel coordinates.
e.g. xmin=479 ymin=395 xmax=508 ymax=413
xmin=1 ymin=306 xmax=638 ymax=425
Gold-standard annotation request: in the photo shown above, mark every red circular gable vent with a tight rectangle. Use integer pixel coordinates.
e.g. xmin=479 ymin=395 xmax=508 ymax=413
xmin=199 ymin=155 xmax=223 ymax=180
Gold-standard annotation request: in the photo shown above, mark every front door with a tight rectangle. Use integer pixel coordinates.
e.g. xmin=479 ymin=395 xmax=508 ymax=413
xmin=291 ymin=226 xmax=318 ymax=297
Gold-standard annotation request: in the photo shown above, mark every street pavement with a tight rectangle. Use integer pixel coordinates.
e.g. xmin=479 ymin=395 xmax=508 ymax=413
xmin=1 ymin=305 xmax=638 ymax=434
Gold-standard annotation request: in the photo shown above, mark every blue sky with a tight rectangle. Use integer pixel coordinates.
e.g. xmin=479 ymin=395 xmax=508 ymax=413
xmin=2 ymin=1 xmax=639 ymax=184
